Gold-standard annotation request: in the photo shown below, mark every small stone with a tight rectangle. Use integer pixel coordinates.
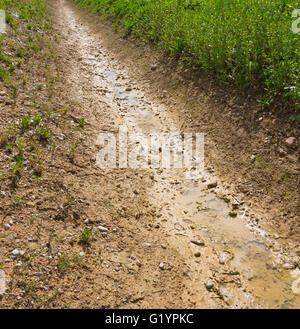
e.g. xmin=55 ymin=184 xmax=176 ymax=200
xmin=159 ymin=263 xmax=165 ymax=270
xmin=283 ymin=263 xmax=295 ymax=270
xmin=98 ymin=225 xmax=108 ymax=232
xmin=0 ymin=270 xmax=6 ymax=295
xmin=250 ymin=155 xmax=256 ymax=163
xmin=19 ymin=250 xmax=25 ymax=256
xmin=205 ymin=281 xmax=214 ymax=290
xmin=207 ymin=181 xmax=218 ymax=189
xmin=278 ymin=148 xmax=286 ymax=156
xmin=286 ymin=137 xmax=296 ymax=146
xmin=12 ymin=249 xmax=19 ymax=256
xmin=191 ymin=239 xmax=205 ymax=247
xmin=219 ymin=253 xmax=228 ymax=265
xmin=79 ymin=252 xmax=85 ymax=257
xmin=232 ymin=202 xmax=239 ymax=210
xmin=194 ymin=252 xmax=201 ymax=258
xmin=58 ymin=133 xmax=66 ymax=141
xmin=4 ymin=224 xmax=10 ymax=230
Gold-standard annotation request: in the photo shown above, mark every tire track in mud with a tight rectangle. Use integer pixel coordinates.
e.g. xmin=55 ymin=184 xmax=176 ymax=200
xmin=52 ymin=0 xmax=300 ymax=308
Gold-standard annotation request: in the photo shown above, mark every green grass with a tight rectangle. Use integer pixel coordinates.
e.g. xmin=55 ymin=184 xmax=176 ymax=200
xmin=57 ymin=253 xmax=83 ymax=274
xmin=37 ymin=126 xmax=50 ymax=140
xmin=0 ymin=66 xmax=10 ymax=80
xmin=80 ymin=226 xmax=94 ymax=245
xmin=74 ymin=0 xmax=300 ymax=111
xmin=0 ymin=0 xmax=48 ymax=80
xmin=20 ymin=116 xmax=31 ymax=130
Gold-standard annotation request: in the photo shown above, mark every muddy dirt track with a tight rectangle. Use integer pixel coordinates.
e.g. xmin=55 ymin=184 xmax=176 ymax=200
xmin=1 ymin=0 xmax=300 ymax=309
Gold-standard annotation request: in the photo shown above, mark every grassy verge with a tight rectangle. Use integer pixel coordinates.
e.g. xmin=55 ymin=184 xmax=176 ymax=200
xmin=74 ymin=0 xmax=299 ymax=114
xmin=0 ymin=0 xmax=50 ymax=81
xmin=0 ymin=0 xmax=56 ymax=187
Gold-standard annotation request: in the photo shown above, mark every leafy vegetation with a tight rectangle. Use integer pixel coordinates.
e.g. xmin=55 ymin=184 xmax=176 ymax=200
xmin=74 ymin=0 xmax=300 ymax=110
xmin=57 ymin=254 xmax=83 ymax=274
xmin=0 ymin=0 xmax=49 ymax=81
xmin=0 ymin=111 xmax=54 ymax=186
xmin=80 ymin=226 xmax=94 ymax=245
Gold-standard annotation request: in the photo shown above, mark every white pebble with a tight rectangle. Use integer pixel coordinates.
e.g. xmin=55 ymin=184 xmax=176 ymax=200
xmin=98 ymin=225 xmax=108 ymax=232
xmin=12 ymin=249 xmax=19 ymax=256
xmin=159 ymin=262 xmax=165 ymax=270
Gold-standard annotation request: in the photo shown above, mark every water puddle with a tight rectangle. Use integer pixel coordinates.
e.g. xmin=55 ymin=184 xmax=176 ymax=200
xmin=177 ymin=182 xmax=300 ymax=308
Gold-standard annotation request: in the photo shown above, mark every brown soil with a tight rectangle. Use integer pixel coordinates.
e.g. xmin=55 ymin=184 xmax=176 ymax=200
xmin=0 ymin=0 xmax=299 ymax=309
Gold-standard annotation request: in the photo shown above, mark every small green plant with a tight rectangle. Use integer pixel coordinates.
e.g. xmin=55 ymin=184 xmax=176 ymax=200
xmin=38 ymin=126 xmax=50 ymax=140
xmin=10 ymin=155 xmax=25 ymax=175
xmin=57 ymin=254 xmax=82 ymax=274
xmin=49 ymin=75 xmax=58 ymax=83
xmin=57 ymin=254 xmax=70 ymax=274
xmin=14 ymin=195 xmax=26 ymax=204
xmin=6 ymin=143 xmax=14 ymax=152
xmin=9 ymin=63 xmax=16 ymax=72
xmin=15 ymin=137 xmax=26 ymax=152
xmin=289 ymin=114 xmax=300 ymax=123
xmin=33 ymin=114 xmax=42 ymax=126
xmin=20 ymin=116 xmax=31 ymax=130
xmin=19 ymin=280 xmax=39 ymax=296
xmin=80 ymin=226 xmax=93 ymax=245
xmin=0 ymin=67 xmax=10 ymax=81
xmin=283 ymin=190 xmax=293 ymax=199
xmin=16 ymin=49 xmax=26 ymax=58
xmin=78 ymin=118 xmax=86 ymax=128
